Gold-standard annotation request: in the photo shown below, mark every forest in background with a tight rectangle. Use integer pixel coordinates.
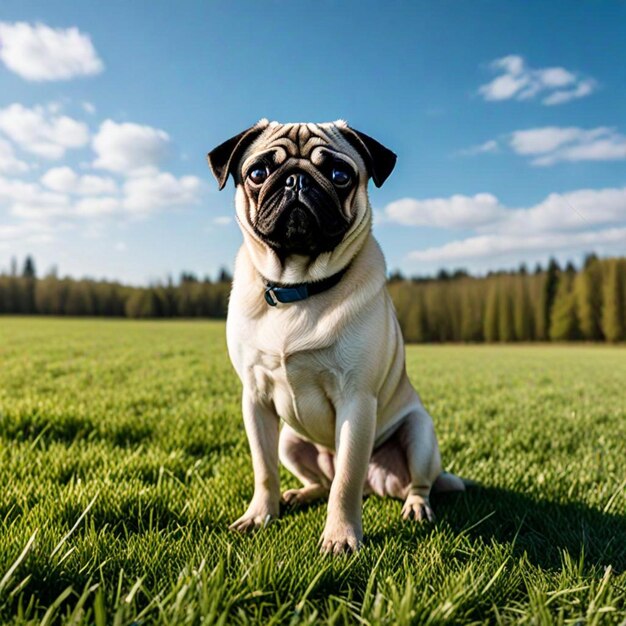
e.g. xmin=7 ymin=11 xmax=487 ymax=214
xmin=1 ymin=254 xmax=625 ymax=343
xmin=389 ymin=255 xmax=625 ymax=344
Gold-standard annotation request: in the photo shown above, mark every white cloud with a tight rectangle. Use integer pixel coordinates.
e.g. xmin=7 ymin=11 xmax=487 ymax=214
xmin=479 ymin=55 xmax=596 ymax=105
xmin=385 ymin=186 xmax=626 ymax=235
xmin=123 ymin=172 xmax=204 ymax=214
xmin=82 ymin=102 xmax=96 ymax=115
xmin=509 ymin=126 xmax=626 ymax=165
xmin=510 ymin=127 xmax=589 ymax=155
xmin=0 ymin=106 xmax=204 ymax=235
xmin=384 ymin=194 xmax=505 ymax=229
xmin=41 ymin=166 xmax=117 ymax=195
xmin=92 ymin=120 xmax=170 ymax=174
xmin=386 ymin=186 xmax=626 ymax=270
xmin=457 ymin=140 xmax=499 ymax=156
xmin=461 ymin=126 xmax=626 ymax=166
xmin=536 ymin=66 xmax=576 ymax=88
xmin=213 ymin=216 xmax=232 ymax=225
xmin=408 ymin=228 xmax=626 ymax=265
xmin=479 ymin=56 xmax=531 ymax=100
xmin=492 ymin=188 xmax=626 ymax=235
xmin=46 ymin=101 xmax=63 ymax=115
xmin=0 ymin=220 xmax=55 ymax=248
xmin=74 ymin=196 xmax=121 ymax=216
xmin=542 ymin=79 xmax=596 ymax=106
xmin=2 ymin=166 xmax=204 ymax=221
xmin=0 ymin=21 xmax=103 ymax=81
xmin=0 ymin=176 xmax=68 ymax=212
xmin=0 ymin=103 xmax=89 ymax=159
xmin=0 ymin=138 xmax=29 ymax=174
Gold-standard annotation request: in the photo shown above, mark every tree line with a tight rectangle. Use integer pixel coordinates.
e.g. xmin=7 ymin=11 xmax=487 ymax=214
xmin=388 ymin=255 xmax=626 ymax=343
xmin=0 ymin=258 xmax=232 ymax=320
xmin=1 ymin=254 xmax=625 ymax=342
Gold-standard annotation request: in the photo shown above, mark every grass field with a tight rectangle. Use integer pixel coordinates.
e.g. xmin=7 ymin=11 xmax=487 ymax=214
xmin=0 ymin=317 xmax=625 ymax=625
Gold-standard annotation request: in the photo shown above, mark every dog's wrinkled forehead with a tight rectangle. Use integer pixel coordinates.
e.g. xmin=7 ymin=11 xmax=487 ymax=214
xmin=207 ymin=119 xmax=396 ymax=191
xmin=241 ymin=120 xmax=364 ymax=173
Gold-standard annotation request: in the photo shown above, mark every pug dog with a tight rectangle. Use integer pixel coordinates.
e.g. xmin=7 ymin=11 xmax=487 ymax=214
xmin=207 ymin=119 xmax=464 ymax=555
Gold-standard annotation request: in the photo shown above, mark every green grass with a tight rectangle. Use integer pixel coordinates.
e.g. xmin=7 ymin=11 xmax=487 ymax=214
xmin=0 ymin=317 xmax=625 ymax=625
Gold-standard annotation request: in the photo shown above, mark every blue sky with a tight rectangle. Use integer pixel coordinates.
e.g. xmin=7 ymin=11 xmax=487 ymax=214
xmin=1 ymin=1 xmax=625 ymax=283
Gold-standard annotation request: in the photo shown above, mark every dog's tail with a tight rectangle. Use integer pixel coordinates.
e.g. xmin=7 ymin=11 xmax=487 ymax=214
xmin=431 ymin=472 xmax=475 ymax=493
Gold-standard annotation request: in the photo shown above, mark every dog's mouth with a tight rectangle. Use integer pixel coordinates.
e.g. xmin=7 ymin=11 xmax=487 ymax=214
xmin=254 ymin=192 xmax=350 ymax=256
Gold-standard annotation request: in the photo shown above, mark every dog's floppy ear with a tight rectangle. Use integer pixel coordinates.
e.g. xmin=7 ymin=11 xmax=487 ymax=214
xmin=338 ymin=125 xmax=397 ymax=188
xmin=207 ymin=119 xmax=269 ymax=190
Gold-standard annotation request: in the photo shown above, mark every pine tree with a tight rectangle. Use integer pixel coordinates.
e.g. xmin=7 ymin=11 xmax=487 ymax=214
xmin=403 ymin=293 xmax=427 ymax=343
xmin=583 ymin=252 xmax=598 ymax=269
xmin=448 ymin=282 xmax=464 ymax=341
xmin=549 ymin=273 xmax=580 ymax=340
xmin=533 ymin=273 xmax=548 ymax=340
xmin=0 ymin=277 xmax=8 ymax=313
xmin=125 ymin=290 xmax=159 ymax=318
xmin=543 ymin=258 xmax=560 ymax=339
xmin=35 ymin=275 xmax=64 ymax=314
xmin=64 ymin=281 xmax=94 ymax=315
xmin=22 ymin=256 xmax=36 ymax=278
xmin=498 ymin=284 xmax=515 ymax=342
xmin=574 ymin=260 xmax=603 ymax=340
xmin=425 ymin=283 xmax=450 ymax=342
xmin=601 ymin=259 xmax=625 ymax=342
xmin=483 ymin=281 xmax=499 ymax=342
xmin=460 ymin=282 xmax=483 ymax=342
xmin=217 ymin=267 xmax=233 ymax=282
xmin=513 ymin=277 xmax=533 ymax=341
xmin=21 ymin=255 xmax=37 ymax=313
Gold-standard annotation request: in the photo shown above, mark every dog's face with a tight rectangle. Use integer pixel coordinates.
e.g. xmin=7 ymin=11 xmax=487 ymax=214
xmin=237 ymin=125 xmax=359 ymax=257
xmin=207 ymin=120 xmax=396 ymax=278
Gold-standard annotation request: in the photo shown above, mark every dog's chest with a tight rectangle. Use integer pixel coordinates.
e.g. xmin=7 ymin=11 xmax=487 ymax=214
xmin=249 ymin=348 xmax=341 ymax=448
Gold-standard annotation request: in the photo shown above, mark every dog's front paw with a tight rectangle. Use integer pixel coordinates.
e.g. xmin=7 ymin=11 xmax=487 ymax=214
xmin=319 ymin=521 xmax=362 ymax=555
xmin=229 ymin=499 xmax=279 ymax=533
xmin=401 ymin=494 xmax=435 ymax=522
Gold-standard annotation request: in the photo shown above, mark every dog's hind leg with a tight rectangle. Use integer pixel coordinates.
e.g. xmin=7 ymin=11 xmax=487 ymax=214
xmin=279 ymin=424 xmax=332 ymax=506
xmin=400 ymin=407 xmax=447 ymax=522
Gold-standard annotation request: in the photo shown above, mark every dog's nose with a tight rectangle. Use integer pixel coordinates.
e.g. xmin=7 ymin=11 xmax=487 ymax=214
xmin=285 ymin=173 xmax=310 ymax=191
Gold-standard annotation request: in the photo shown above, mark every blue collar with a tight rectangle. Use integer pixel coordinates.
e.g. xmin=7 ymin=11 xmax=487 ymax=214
xmin=264 ymin=266 xmax=349 ymax=306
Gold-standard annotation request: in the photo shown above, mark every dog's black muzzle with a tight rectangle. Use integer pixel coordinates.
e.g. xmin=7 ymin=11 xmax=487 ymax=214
xmin=254 ymin=168 xmax=350 ymax=256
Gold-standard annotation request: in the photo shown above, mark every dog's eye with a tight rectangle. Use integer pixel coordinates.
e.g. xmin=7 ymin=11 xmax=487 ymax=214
xmin=331 ymin=167 xmax=352 ymax=187
xmin=248 ymin=166 xmax=269 ymax=185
